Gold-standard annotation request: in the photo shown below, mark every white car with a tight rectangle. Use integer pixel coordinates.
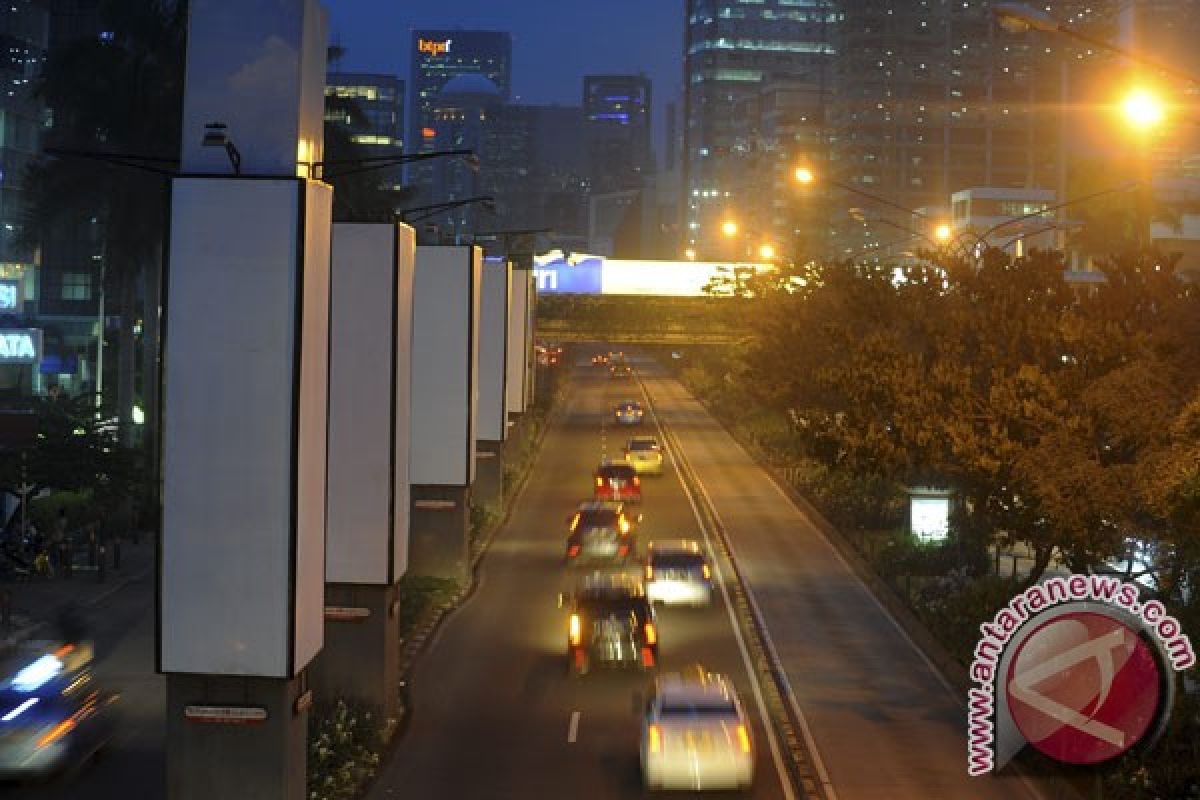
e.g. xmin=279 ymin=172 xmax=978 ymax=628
xmin=645 ymin=540 xmax=713 ymax=606
xmin=641 ymin=669 xmax=754 ymax=791
xmin=624 ymin=436 xmax=664 ymax=475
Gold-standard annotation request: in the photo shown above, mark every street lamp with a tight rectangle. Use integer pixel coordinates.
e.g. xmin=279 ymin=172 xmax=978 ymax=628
xmin=992 ymin=3 xmax=1200 ymax=88
xmin=720 ymin=219 xmax=739 ymax=238
xmin=1121 ymin=87 xmax=1167 ymax=131
xmin=758 ymin=243 xmax=778 ymax=261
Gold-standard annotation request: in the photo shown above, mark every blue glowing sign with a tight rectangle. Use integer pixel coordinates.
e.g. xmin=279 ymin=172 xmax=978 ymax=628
xmin=532 ymin=257 xmax=603 ymax=294
xmin=0 ymin=280 xmax=17 ymax=311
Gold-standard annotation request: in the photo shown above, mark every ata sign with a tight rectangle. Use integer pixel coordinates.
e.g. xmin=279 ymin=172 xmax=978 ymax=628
xmin=418 ymin=38 xmax=452 ymax=56
xmin=0 ymin=329 xmax=40 ymax=364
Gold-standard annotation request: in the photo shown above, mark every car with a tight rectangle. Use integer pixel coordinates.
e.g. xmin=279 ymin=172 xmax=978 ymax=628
xmin=645 ymin=540 xmax=714 ymax=606
xmin=624 ymin=435 xmax=664 ymax=475
xmin=609 ymin=363 xmax=633 ymax=379
xmin=565 ymin=501 xmax=640 ymax=565
xmin=641 ymin=668 xmax=754 ymax=791
xmin=0 ymin=640 xmax=118 ymax=780
xmin=613 ymin=401 xmax=644 ymax=426
xmin=594 ymin=461 xmax=642 ymax=503
xmin=592 ymin=353 xmax=610 ymax=367
xmin=561 ymin=573 xmax=658 ymax=676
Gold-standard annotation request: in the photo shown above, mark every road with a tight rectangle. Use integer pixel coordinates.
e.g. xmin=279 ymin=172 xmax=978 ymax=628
xmin=6 ymin=556 xmax=165 ymax=799
xmin=370 ymin=354 xmax=1044 ymax=800
xmin=638 ymin=363 xmax=1040 ymax=800
xmin=368 ymin=361 xmax=796 ymax=800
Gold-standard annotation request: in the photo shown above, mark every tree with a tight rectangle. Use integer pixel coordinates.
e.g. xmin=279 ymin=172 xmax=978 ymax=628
xmin=22 ymin=0 xmax=186 ymax=454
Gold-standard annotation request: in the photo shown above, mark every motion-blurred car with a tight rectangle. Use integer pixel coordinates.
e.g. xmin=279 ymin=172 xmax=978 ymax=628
xmin=0 ymin=641 xmax=118 ymax=780
xmin=645 ymin=540 xmax=714 ymax=606
xmin=565 ymin=501 xmax=640 ymax=565
xmin=594 ymin=461 xmax=642 ymax=503
xmin=561 ymin=573 xmax=658 ymax=676
xmin=641 ymin=668 xmax=754 ymax=791
xmin=592 ymin=353 xmax=610 ymax=367
xmin=614 ymin=401 xmax=644 ymax=426
xmin=624 ymin=436 xmax=664 ymax=475
xmin=609 ymin=363 xmax=633 ymax=379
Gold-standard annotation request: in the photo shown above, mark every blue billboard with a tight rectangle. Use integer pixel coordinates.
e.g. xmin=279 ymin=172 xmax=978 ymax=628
xmin=532 ymin=256 xmax=604 ymax=294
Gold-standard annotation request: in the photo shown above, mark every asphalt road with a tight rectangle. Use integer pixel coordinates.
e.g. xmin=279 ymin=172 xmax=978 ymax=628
xmin=368 ymin=362 xmax=795 ymax=800
xmin=6 ymin=563 xmax=165 ymax=799
xmin=638 ymin=364 xmax=1042 ymax=800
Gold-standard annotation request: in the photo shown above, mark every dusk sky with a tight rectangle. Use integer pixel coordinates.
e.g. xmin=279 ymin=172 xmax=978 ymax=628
xmin=326 ymin=0 xmax=684 ymax=159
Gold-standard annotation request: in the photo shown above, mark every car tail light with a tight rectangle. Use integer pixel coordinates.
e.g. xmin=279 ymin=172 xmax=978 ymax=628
xmin=644 ymin=622 xmax=657 ymax=646
xmin=702 ymin=564 xmax=712 ymax=580
xmin=645 ymin=565 xmax=654 ymax=581
xmin=595 ymin=476 xmax=604 ymax=487
xmin=736 ymin=725 xmax=751 ymax=754
xmin=569 ymin=614 xmax=582 ymax=647
xmin=648 ymin=724 xmax=662 ymax=753
xmin=641 ymin=646 xmax=656 ymax=667
xmin=619 ymin=518 xmax=631 ymax=534
xmin=567 ymin=544 xmax=580 ymax=557
xmin=632 ymin=475 xmax=641 ymax=487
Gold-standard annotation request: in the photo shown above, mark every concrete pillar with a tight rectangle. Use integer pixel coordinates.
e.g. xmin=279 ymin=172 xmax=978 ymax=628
xmin=408 ymin=246 xmax=481 ymax=581
xmin=311 ymin=584 xmax=399 ymax=716
xmin=166 ymin=674 xmax=309 ymax=800
xmin=475 ymin=258 xmax=511 ymax=510
xmin=161 ymin=3 xmax=329 ymax=799
xmin=310 ymin=223 xmax=415 ymax=721
xmin=410 ymin=485 xmax=471 ymax=581
xmin=473 ymin=441 xmax=504 ymax=508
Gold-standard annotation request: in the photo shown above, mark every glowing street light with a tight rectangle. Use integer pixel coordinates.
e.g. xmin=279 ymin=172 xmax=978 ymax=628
xmin=758 ymin=243 xmax=777 ymax=260
xmin=794 ymin=166 xmax=815 ymax=185
xmin=721 ymin=219 xmax=739 ymax=238
xmin=684 ymin=247 xmax=697 ymax=261
xmin=934 ymin=223 xmax=953 ymax=242
xmin=1121 ymin=87 xmax=1166 ymax=130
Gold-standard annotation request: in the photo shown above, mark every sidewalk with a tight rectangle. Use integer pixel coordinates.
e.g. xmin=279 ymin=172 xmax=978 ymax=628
xmin=0 ymin=535 xmax=155 ymax=650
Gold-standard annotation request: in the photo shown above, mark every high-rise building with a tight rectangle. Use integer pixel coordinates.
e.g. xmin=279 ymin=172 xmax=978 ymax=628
xmin=582 ymin=74 xmax=652 ymax=193
xmin=408 ymin=29 xmax=511 ymax=201
xmin=325 ymin=72 xmax=405 ymax=190
xmin=682 ymin=0 xmax=837 ymax=259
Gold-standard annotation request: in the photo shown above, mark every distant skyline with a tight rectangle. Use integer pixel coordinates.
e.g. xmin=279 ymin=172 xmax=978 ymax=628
xmin=326 ymin=0 xmax=683 ymax=165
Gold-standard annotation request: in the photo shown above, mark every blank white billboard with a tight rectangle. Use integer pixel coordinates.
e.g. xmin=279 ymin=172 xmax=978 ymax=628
xmin=506 ymin=268 xmax=530 ymax=416
xmin=410 ymin=246 xmax=480 ymax=486
xmin=477 ymin=260 xmax=510 ymax=442
xmin=161 ymin=178 xmax=330 ymax=678
xmin=327 ymin=223 xmax=414 ymax=586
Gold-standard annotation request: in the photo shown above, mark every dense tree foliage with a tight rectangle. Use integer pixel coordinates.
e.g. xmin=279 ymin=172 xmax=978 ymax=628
xmin=738 ymin=247 xmax=1200 ymax=588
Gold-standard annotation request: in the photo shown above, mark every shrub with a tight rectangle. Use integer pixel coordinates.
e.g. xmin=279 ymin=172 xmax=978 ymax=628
xmin=307 ymin=699 xmax=395 ymax=800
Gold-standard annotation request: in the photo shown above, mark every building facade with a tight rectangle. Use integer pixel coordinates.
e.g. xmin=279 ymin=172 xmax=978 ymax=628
xmin=325 ymin=71 xmax=405 ymax=191
xmin=408 ymin=29 xmax=511 ymax=202
xmin=583 ymin=74 xmax=652 ymax=193
xmin=682 ymin=0 xmax=837 ymax=259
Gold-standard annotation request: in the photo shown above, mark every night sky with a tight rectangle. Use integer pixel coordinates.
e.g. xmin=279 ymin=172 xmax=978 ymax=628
xmin=326 ymin=0 xmax=684 ymax=158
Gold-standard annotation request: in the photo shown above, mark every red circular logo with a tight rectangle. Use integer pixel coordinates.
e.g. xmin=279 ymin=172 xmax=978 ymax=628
xmin=1005 ymin=611 xmax=1162 ymax=765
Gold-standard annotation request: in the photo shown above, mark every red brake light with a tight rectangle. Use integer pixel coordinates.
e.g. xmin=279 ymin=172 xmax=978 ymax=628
xmin=567 ymin=544 xmax=580 ymax=557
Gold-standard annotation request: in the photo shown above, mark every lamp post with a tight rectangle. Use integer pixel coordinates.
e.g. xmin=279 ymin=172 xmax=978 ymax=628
xmin=993 ymin=3 xmax=1200 ymax=88
xmin=719 ymin=216 xmax=782 ymax=264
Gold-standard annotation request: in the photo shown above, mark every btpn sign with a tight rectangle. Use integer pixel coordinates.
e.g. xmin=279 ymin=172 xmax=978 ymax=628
xmin=0 ymin=329 xmax=41 ymax=364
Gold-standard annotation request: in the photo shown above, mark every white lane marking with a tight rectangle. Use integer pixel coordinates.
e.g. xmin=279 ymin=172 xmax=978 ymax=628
xmin=567 ymin=711 xmax=581 ymax=743
xmin=639 ymin=379 xmax=798 ymax=800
